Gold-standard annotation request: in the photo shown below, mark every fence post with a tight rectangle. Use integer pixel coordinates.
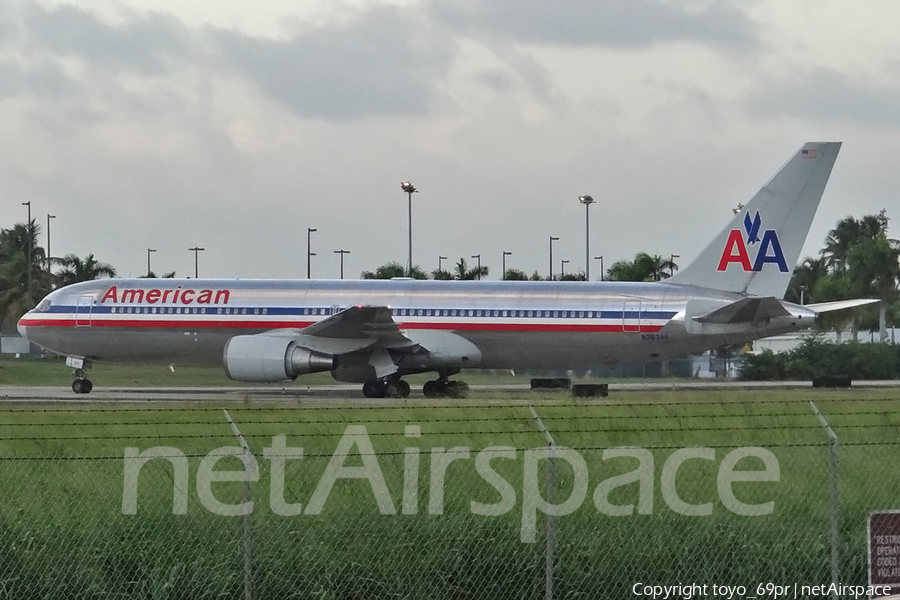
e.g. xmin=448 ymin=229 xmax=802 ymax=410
xmin=530 ymin=406 xmax=557 ymax=600
xmin=810 ymin=401 xmax=840 ymax=600
xmin=223 ymin=409 xmax=255 ymax=600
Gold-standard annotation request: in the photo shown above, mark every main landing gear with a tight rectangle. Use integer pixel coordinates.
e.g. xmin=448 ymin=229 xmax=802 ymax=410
xmin=361 ymin=374 xmax=469 ymax=399
xmin=362 ymin=378 xmax=411 ymax=399
xmin=72 ymin=368 xmax=93 ymax=395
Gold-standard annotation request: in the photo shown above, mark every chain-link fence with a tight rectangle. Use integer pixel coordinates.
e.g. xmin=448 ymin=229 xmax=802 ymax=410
xmin=1 ymin=394 xmax=898 ymax=599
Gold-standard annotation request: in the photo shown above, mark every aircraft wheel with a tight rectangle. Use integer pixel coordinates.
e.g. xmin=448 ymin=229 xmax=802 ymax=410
xmin=362 ymin=381 xmax=383 ymax=398
xmin=72 ymin=380 xmax=85 ymax=394
xmin=383 ymin=380 xmax=402 ymax=399
xmin=422 ymin=380 xmax=443 ymax=398
xmin=398 ymin=380 xmax=410 ymax=398
xmin=83 ymin=379 xmax=93 ymax=394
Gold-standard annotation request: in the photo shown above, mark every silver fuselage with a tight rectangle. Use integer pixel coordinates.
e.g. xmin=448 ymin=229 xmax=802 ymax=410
xmin=18 ymin=279 xmax=815 ymax=375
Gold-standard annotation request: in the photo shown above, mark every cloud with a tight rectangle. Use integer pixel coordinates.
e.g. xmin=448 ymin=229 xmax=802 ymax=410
xmin=24 ymin=5 xmax=195 ymax=75
xmin=0 ymin=62 xmax=80 ymax=99
xmin=748 ymin=67 xmax=900 ymax=130
xmin=11 ymin=5 xmax=456 ymax=121
xmin=432 ymin=0 xmax=758 ymax=50
xmin=211 ymin=8 xmax=455 ymax=120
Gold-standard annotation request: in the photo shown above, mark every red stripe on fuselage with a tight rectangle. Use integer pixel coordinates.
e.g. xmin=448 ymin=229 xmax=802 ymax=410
xmin=18 ymin=318 xmax=665 ymax=333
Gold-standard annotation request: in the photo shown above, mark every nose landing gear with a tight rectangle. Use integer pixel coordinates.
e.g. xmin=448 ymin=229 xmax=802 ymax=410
xmin=72 ymin=368 xmax=93 ymax=394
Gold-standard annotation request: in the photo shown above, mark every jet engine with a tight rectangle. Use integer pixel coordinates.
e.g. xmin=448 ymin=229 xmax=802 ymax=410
xmin=223 ymin=335 xmax=335 ymax=382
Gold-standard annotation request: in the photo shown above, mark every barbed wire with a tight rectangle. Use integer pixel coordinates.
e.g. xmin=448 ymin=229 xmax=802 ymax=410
xmin=1 ymin=421 xmax=896 ymax=442
xmin=1 ymin=439 xmax=899 ymax=461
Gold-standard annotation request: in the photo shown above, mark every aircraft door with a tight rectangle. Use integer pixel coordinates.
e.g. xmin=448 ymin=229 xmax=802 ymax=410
xmin=623 ymin=300 xmax=641 ymax=333
xmin=75 ymin=295 xmax=93 ymax=327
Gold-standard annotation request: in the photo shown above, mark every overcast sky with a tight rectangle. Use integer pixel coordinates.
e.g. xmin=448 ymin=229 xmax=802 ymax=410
xmin=2 ymin=0 xmax=899 ymax=280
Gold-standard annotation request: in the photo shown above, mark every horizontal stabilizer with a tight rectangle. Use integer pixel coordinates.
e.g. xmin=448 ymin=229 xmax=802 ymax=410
xmin=693 ymin=297 xmax=790 ymax=324
xmin=805 ymin=299 xmax=879 ymax=313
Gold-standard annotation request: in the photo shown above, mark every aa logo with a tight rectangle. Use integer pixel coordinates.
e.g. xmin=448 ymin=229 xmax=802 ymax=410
xmin=717 ymin=211 xmax=788 ymax=272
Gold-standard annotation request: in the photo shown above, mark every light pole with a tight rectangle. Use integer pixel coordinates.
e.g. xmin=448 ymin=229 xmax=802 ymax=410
xmin=22 ymin=201 xmax=31 ymax=300
xmin=334 ymin=249 xmax=350 ymax=279
xmin=307 ymin=228 xmax=317 ymax=279
xmin=46 ymin=213 xmax=55 ymax=272
xmin=188 ymin=247 xmax=205 ymax=278
xmin=471 ymin=254 xmax=481 ymax=280
xmin=438 ymin=255 xmax=448 ymax=273
xmin=579 ymin=195 xmax=595 ymax=280
xmin=670 ymin=254 xmax=680 ymax=279
xmin=594 ymin=255 xmax=604 ymax=281
xmin=401 ymin=181 xmax=418 ymax=277
xmin=147 ymin=248 xmax=156 ymax=278
xmin=549 ymin=236 xmax=559 ymax=280
xmin=561 ymin=259 xmax=570 ymax=278
xmin=800 ymin=284 xmax=808 ymax=306
xmin=502 ymin=251 xmax=512 ymax=280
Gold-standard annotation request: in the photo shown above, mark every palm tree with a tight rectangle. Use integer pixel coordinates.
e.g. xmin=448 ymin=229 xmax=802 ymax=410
xmin=503 ymin=268 xmax=528 ymax=281
xmin=0 ymin=220 xmax=51 ymax=327
xmin=431 ymin=268 xmax=453 ymax=280
xmin=786 ymin=256 xmax=828 ymax=304
xmin=361 ymin=262 xmax=428 ymax=280
xmin=847 ymin=233 xmax=900 ymax=341
xmin=605 ymin=252 xmax=677 ymax=282
xmin=55 ymin=254 xmax=117 ymax=286
xmin=823 ymin=216 xmax=864 ymax=272
xmin=452 ymin=258 xmax=489 ymax=280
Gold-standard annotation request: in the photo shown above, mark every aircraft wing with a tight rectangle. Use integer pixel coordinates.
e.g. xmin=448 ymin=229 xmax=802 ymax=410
xmin=693 ymin=297 xmax=791 ymax=324
xmin=263 ymin=306 xmax=416 ymax=355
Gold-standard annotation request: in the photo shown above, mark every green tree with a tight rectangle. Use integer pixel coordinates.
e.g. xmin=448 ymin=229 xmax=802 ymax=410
xmin=431 ymin=269 xmax=453 ymax=280
xmin=786 ymin=256 xmax=828 ymax=304
xmin=141 ymin=271 xmax=177 ymax=279
xmin=503 ymin=268 xmax=528 ymax=281
xmin=55 ymin=254 xmax=117 ymax=286
xmin=0 ymin=220 xmax=51 ymax=326
xmin=361 ymin=262 xmax=428 ymax=280
xmin=847 ymin=232 xmax=900 ymax=341
xmin=557 ymin=272 xmax=587 ymax=281
xmin=452 ymin=258 xmax=489 ymax=280
xmin=606 ymin=252 xmax=677 ymax=282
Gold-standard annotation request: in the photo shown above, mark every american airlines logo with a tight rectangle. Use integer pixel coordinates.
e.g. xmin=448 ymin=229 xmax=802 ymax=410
xmin=101 ymin=286 xmax=231 ymax=305
xmin=717 ymin=211 xmax=788 ymax=273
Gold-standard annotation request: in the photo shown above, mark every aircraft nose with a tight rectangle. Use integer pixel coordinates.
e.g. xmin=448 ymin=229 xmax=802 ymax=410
xmin=17 ymin=317 xmax=27 ymax=339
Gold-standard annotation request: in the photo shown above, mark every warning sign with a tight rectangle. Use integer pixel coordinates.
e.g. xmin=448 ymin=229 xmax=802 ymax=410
xmin=870 ymin=511 xmax=900 ymax=598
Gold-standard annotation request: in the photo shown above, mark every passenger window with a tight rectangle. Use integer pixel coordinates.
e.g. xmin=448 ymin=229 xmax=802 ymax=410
xmin=578 ymin=311 xmax=585 ymax=318
xmin=501 ymin=310 xmax=508 ymax=317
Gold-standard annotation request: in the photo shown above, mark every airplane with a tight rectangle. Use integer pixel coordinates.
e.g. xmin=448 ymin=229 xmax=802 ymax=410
xmin=17 ymin=141 xmax=876 ymax=397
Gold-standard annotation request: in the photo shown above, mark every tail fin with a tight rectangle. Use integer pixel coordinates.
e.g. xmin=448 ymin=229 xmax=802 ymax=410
xmin=671 ymin=142 xmax=841 ymax=297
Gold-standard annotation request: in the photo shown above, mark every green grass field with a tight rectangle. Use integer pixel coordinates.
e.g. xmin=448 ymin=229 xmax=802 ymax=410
xmin=0 ymin=389 xmax=898 ymax=599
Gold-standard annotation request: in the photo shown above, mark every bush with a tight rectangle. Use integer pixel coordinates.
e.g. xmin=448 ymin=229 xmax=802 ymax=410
xmin=741 ymin=337 xmax=900 ymax=380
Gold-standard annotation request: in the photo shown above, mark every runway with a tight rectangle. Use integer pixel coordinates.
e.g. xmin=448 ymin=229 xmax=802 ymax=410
xmin=2 ymin=379 xmax=900 ymax=403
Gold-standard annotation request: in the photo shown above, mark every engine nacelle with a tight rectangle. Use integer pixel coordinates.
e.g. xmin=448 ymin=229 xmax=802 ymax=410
xmin=223 ymin=335 xmax=335 ymax=383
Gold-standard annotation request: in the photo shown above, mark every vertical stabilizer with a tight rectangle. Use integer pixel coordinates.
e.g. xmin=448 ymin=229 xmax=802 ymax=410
xmin=671 ymin=142 xmax=841 ymax=298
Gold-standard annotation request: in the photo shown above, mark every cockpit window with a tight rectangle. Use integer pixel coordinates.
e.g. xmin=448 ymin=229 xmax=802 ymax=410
xmin=35 ymin=299 xmax=52 ymax=312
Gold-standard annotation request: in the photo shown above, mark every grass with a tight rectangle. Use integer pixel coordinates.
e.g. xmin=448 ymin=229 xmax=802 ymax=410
xmin=0 ymin=389 xmax=898 ymax=599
